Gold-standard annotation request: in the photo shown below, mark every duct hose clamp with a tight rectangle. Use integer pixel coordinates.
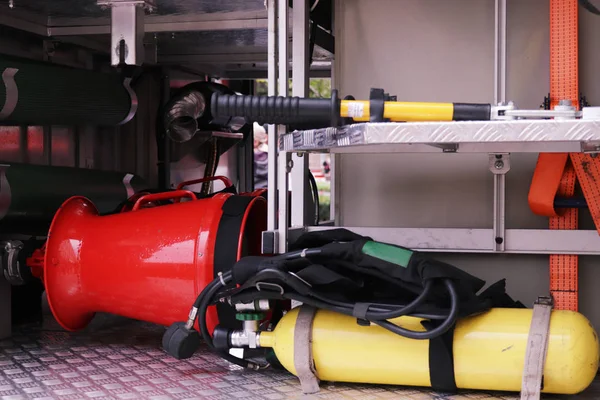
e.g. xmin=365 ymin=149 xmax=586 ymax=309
xmin=118 ymin=77 xmax=138 ymax=125
xmin=0 ymin=68 xmax=18 ymax=121
xmin=1 ymin=240 xmax=24 ymax=286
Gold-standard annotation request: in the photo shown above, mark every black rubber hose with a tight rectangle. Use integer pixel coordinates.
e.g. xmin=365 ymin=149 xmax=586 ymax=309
xmin=363 ymin=280 xmax=434 ymax=320
xmin=280 ymin=292 xmax=448 ymax=321
xmin=303 ymin=280 xmax=432 ymax=320
xmin=372 ymin=279 xmax=459 ymax=340
xmin=227 ymin=290 xmax=449 ymax=320
xmin=240 ymin=268 xmax=458 ymax=340
xmin=195 ymin=272 xmax=256 ymax=369
xmin=308 ymin=170 xmax=320 ymax=225
xmin=360 ymin=302 xmax=448 ymax=320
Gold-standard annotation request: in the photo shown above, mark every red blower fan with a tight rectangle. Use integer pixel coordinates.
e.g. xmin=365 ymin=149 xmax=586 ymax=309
xmin=27 ymin=189 xmax=267 ymax=340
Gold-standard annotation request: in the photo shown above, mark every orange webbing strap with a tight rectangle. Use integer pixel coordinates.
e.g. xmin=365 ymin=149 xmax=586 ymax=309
xmin=550 ymin=0 xmax=579 ymax=110
xmin=530 ymin=153 xmax=600 ymax=311
xmin=530 ymin=153 xmax=579 ymax=311
xmin=528 ymin=0 xmax=580 ymax=311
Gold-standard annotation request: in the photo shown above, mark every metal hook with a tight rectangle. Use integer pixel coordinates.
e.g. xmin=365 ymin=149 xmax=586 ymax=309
xmin=256 ymin=282 xmax=284 ymax=295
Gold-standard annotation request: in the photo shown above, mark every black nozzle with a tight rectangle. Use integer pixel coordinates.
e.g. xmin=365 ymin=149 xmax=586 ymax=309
xmin=211 ymin=90 xmax=341 ymax=127
xmin=212 ymin=326 xmax=232 ymax=351
xmin=162 ymin=322 xmax=201 ymax=360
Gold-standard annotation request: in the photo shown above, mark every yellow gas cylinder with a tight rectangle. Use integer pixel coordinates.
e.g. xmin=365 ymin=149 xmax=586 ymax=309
xmin=257 ymin=307 xmax=599 ymax=394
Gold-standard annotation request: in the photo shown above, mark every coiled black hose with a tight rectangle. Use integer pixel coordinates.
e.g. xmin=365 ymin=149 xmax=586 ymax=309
xmin=191 ymin=247 xmax=461 ymax=367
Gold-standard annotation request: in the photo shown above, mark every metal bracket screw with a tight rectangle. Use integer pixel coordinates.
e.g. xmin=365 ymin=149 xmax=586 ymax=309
xmin=489 ymin=153 xmax=510 ymax=174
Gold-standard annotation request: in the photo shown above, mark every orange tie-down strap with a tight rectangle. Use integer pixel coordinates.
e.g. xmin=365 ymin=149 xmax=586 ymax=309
xmin=529 ymin=153 xmax=600 ymax=310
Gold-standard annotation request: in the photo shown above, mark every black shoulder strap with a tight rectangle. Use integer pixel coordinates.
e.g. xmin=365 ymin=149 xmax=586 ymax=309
xmin=214 ymin=195 xmax=254 ymax=330
xmin=424 ymin=321 xmax=458 ymax=394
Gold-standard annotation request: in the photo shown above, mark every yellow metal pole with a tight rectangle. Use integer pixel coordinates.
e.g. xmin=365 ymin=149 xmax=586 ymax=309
xmin=340 ymin=100 xmax=455 ymax=122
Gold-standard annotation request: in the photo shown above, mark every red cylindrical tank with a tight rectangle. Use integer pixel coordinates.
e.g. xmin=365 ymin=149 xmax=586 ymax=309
xmin=31 ymin=189 xmax=267 ymax=333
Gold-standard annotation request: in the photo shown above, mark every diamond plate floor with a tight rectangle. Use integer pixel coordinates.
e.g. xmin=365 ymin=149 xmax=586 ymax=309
xmin=0 ymin=311 xmax=598 ymax=400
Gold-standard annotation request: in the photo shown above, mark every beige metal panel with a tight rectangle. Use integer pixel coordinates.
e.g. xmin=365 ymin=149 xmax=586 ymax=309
xmin=580 ymin=4 xmax=600 ymax=106
xmin=505 ymin=0 xmax=549 ymax=109
xmin=335 ymin=0 xmax=495 ymax=103
xmin=335 ymin=0 xmax=600 ymax=330
xmin=336 ymin=0 xmax=496 ymax=230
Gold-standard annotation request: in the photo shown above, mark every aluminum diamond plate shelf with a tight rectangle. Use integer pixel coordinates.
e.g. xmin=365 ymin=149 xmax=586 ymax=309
xmin=278 ymin=119 xmax=600 ymax=154
xmin=2 ymin=309 xmax=599 ymax=400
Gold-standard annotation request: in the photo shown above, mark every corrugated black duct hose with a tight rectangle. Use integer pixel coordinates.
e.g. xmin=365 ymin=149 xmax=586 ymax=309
xmin=0 ymin=54 xmax=136 ymax=126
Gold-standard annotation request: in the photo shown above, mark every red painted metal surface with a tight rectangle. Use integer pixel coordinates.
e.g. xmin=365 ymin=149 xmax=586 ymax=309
xmin=32 ymin=191 xmax=267 ymax=333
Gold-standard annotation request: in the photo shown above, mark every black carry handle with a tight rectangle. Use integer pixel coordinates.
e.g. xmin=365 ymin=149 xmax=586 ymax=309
xmin=211 ymin=90 xmax=341 ymax=126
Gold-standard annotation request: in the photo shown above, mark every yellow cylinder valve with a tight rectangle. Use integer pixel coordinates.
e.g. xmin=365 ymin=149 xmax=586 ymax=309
xmin=258 ymin=307 xmax=599 ymax=395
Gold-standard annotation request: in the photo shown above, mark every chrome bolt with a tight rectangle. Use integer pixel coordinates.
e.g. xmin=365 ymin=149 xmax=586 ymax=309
xmin=494 ymin=160 xmax=504 ymax=169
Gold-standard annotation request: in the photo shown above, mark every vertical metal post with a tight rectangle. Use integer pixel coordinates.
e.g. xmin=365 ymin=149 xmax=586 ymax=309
xmin=331 ymin=0 xmax=341 ymax=226
xmin=490 ymin=154 xmax=510 ymax=252
xmin=492 ymin=0 xmax=507 ymax=252
xmin=291 ymin=0 xmax=311 ymax=228
xmin=332 ymin=153 xmax=341 ymax=224
xmin=494 ymin=0 xmax=507 ymax=105
xmin=277 ymin=0 xmax=290 ymax=254
xmin=264 ymin=0 xmax=279 ymax=253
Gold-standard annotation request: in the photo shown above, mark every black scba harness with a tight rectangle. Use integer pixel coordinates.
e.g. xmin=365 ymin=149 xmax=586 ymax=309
xmin=223 ymin=228 xmax=524 ymax=393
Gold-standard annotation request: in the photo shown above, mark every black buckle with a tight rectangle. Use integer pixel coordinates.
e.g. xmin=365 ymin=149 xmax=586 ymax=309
xmin=369 ymin=88 xmax=396 ymax=123
xmin=534 ymin=295 xmax=554 ymax=307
